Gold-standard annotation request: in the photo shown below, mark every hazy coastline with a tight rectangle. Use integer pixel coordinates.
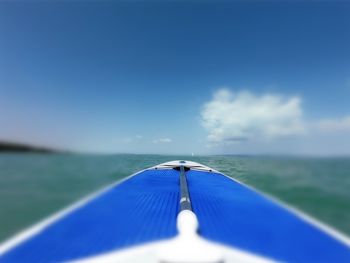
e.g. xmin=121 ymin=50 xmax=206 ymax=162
xmin=0 ymin=141 xmax=59 ymax=153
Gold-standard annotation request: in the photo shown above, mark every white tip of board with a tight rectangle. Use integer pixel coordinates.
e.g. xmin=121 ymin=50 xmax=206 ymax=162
xmin=157 ymin=210 xmax=223 ymax=263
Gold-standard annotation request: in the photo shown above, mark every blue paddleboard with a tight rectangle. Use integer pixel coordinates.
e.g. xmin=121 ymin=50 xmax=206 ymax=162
xmin=0 ymin=160 xmax=349 ymax=262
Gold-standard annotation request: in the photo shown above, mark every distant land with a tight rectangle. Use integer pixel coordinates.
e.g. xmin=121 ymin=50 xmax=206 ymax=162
xmin=0 ymin=141 xmax=59 ymax=153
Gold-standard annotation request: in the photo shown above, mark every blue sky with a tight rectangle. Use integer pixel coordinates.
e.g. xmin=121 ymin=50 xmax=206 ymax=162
xmin=0 ymin=1 xmax=349 ymax=155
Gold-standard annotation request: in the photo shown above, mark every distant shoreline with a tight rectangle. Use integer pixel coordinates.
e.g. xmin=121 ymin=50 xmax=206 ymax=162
xmin=0 ymin=142 xmax=59 ymax=153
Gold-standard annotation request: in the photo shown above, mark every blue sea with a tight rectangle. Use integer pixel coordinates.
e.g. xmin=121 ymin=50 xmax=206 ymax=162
xmin=0 ymin=154 xmax=349 ymax=242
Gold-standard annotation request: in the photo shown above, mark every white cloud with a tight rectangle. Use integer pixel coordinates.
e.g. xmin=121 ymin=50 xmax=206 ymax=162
xmin=314 ymin=117 xmax=350 ymax=133
xmin=201 ymin=89 xmax=306 ymax=143
xmin=152 ymin=138 xmax=172 ymax=143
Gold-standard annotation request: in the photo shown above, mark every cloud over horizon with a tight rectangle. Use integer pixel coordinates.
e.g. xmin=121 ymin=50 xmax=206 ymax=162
xmin=201 ymin=89 xmax=305 ymax=144
xmin=152 ymin=138 xmax=172 ymax=144
xmin=201 ymin=88 xmax=350 ymax=148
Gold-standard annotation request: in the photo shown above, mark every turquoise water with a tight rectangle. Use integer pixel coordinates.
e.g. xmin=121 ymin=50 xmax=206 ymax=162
xmin=0 ymin=154 xmax=349 ymax=242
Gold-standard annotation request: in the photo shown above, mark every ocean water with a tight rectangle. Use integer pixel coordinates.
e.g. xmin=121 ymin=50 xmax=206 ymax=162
xmin=0 ymin=153 xmax=349 ymax=242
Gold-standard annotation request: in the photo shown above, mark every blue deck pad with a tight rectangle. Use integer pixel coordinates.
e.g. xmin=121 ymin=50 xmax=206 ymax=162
xmin=0 ymin=169 xmax=180 ymax=263
xmin=187 ymin=170 xmax=350 ymax=262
